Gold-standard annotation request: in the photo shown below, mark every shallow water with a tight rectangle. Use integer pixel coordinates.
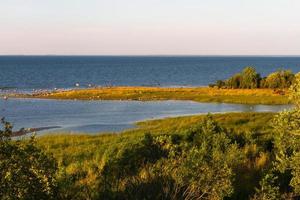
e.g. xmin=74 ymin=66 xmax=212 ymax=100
xmin=0 ymin=99 xmax=291 ymax=134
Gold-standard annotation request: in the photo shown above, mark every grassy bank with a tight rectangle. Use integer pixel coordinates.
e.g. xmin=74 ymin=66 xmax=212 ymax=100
xmin=36 ymin=112 xmax=276 ymax=199
xmin=27 ymin=86 xmax=289 ymax=104
xmin=37 ymin=112 xmax=275 ymax=162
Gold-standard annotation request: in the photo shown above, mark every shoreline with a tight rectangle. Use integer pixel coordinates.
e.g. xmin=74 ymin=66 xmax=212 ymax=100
xmin=7 ymin=86 xmax=290 ymax=105
xmin=16 ymin=112 xmax=275 ymax=137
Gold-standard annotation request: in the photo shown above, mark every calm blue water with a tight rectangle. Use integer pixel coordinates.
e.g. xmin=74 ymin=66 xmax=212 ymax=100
xmin=0 ymin=99 xmax=291 ymax=134
xmin=1 ymin=56 xmax=300 ymax=90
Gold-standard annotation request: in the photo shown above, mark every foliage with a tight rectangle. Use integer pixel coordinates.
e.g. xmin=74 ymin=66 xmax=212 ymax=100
xmin=263 ymin=70 xmax=294 ymax=89
xmin=36 ymin=112 xmax=276 ymax=199
xmin=251 ymin=173 xmax=280 ymax=200
xmin=289 ymin=72 xmax=300 ymax=107
xmin=226 ymin=73 xmax=242 ymax=89
xmin=168 ymin=116 xmax=240 ymax=199
xmin=0 ymin=119 xmax=58 ymax=200
xmin=216 ymin=80 xmax=226 ymax=88
xmin=260 ymin=73 xmax=300 ymax=198
xmin=3 ymin=110 xmax=292 ymax=199
xmin=212 ymin=67 xmax=295 ymax=91
xmin=240 ymin=67 xmax=261 ymax=89
xmin=96 ymin=133 xmax=167 ymax=198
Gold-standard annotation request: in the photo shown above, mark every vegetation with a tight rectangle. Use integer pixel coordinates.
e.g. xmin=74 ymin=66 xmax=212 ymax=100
xmin=210 ymin=67 xmax=295 ymax=90
xmin=0 ymin=119 xmax=57 ymax=200
xmin=261 ymin=70 xmax=294 ymax=89
xmin=19 ymin=86 xmax=290 ymax=104
xmin=252 ymin=72 xmax=300 ymax=199
xmin=4 ymin=72 xmax=300 ymax=199
xmin=33 ymin=112 xmax=274 ymax=199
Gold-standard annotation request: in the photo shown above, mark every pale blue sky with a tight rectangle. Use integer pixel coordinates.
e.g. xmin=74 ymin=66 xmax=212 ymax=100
xmin=1 ymin=0 xmax=299 ymax=55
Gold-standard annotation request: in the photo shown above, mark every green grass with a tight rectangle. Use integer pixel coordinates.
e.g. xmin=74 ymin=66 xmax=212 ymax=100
xmin=37 ymin=112 xmax=275 ymax=167
xmin=34 ymin=112 xmax=277 ymax=199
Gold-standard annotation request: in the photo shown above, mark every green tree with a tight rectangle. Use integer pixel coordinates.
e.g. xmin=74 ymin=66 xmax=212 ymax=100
xmin=226 ymin=73 xmax=242 ymax=89
xmin=0 ymin=119 xmax=58 ymax=200
xmin=264 ymin=70 xmax=294 ymax=89
xmin=240 ymin=67 xmax=261 ymax=89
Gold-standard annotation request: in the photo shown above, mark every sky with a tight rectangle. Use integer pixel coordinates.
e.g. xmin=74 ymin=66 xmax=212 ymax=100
xmin=0 ymin=0 xmax=300 ymax=55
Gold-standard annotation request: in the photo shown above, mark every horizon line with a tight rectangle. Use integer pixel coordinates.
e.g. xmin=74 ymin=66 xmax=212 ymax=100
xmin=1 ymin=54 xmax=300 ymax=57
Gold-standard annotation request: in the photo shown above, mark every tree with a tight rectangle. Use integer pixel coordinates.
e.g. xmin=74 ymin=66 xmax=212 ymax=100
xmin=0 ymin=119 xmax=58 ymax=200
xmin=226 ymin=73 xmax=242 ymax=89
xmin=264 ymin=70 xmax=294 ymax=89
xmin=240 ymin=67 xmax=261 ymax=89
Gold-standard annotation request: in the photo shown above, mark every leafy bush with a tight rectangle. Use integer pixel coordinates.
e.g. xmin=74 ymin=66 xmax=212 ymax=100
xmin=96 ymin=133 xmax=167 ymax=198
xmin=0 ymin=119 xmax=58 ymax=200
xmin=250 ymin=74 xmax=300 ymax=198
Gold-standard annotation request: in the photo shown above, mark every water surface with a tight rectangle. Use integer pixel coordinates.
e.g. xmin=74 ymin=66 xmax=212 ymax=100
xmin=1 ymin=56 xmax=300 ymax=90
xmin=0 ymin=99 xmax=291 ymax=134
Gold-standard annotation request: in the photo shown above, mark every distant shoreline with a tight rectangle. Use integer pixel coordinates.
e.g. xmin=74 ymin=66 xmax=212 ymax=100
xmin=8 ymin=86 xmax=290 ymax=105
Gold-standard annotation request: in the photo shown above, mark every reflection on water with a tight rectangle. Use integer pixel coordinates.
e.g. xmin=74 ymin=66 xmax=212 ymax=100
xmin=0 ymin=99 xmax=292 ymax=134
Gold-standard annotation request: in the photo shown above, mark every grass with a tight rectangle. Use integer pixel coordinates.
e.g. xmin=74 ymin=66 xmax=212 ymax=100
xmin=135 ymin=112 xmax=275 ymax=133
xmin=24 ymin=86 xmax=290 ymax=105
xmin=37 ymin=112 xmax=275 ymax=166
xmin=34 ymin=112 xmax=277 ymax=199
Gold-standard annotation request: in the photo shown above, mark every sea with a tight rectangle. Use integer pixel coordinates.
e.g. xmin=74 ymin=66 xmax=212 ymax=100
xmin=1 ymin=56 xmax=300 ymax=91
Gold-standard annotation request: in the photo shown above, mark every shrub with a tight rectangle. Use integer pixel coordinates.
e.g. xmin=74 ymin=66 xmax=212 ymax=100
xmin=0 ymin=119 xmax=58 ymax=200
xmin=97 ymin=133 xmax=167 ymax=198
xmin=166 ymin=116 xmax=242 ymax=199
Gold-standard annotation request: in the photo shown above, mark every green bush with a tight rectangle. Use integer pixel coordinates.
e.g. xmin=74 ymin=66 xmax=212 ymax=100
xmin=96 ymin=133 xmax=167 ymax=198
xmin=0 ymin=119 xmax=58 ymax=200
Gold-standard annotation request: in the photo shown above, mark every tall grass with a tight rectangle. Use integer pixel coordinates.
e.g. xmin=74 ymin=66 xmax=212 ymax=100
xmin=35 ymin=112 xmax=276 ymax=199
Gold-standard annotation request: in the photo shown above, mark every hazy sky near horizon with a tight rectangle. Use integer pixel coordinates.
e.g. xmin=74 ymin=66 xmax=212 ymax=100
xmin=1 ymin=0 xmax=300 ymax=55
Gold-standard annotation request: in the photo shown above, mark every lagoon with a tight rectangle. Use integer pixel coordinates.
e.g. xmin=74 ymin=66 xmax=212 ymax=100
xmin=0 ymin=98 xmax=291 ymax=134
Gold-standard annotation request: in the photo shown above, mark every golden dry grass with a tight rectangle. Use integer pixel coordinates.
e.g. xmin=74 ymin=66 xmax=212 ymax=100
xmin=26 ymin=86 xmax=289 ymax=105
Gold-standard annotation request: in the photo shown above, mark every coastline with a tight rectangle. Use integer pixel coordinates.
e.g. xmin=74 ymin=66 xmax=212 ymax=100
xmin=10 ymin=86 xmax=290 ymax=105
